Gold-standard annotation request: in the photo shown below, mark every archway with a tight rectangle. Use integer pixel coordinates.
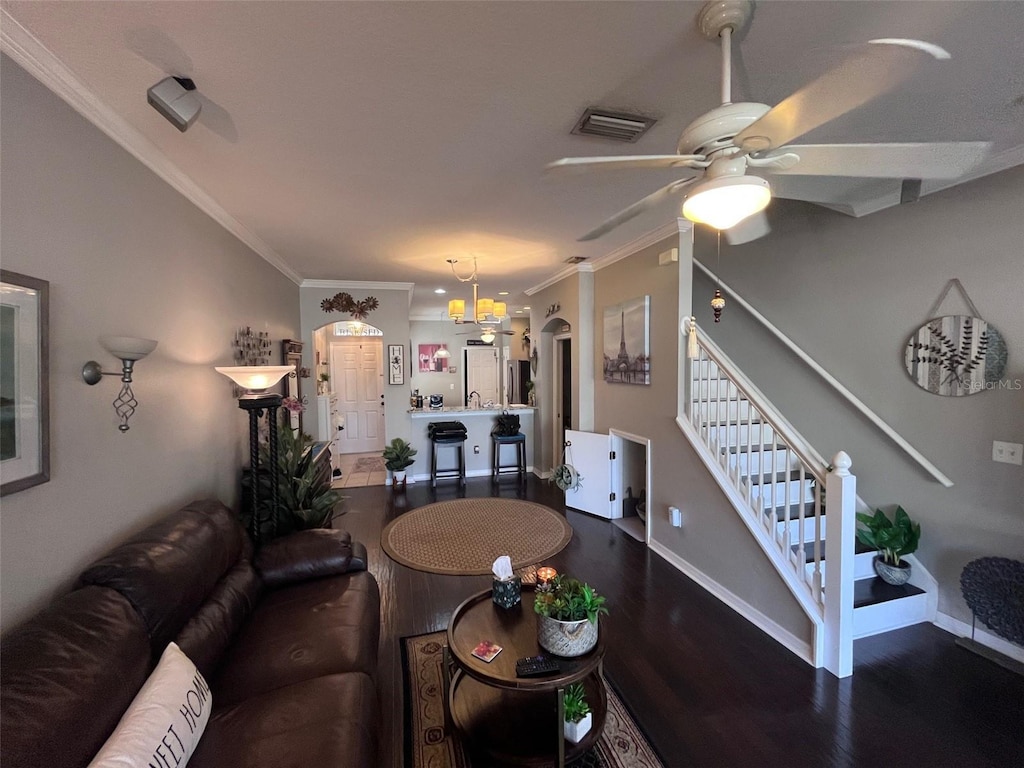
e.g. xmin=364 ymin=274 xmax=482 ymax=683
xmin=311 ymin=320 xmax=386 ymax=462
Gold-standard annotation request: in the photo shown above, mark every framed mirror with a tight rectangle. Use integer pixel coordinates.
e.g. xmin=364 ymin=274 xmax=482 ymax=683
xmin=904 ymin=315 xmax=1007 ymax=397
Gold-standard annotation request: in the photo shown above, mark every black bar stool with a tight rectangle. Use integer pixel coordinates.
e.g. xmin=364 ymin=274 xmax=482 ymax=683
xmin=431 ymin=435 xmax=466 ymax=487
xmin=492 ymin=432 xmax=526 ymax=479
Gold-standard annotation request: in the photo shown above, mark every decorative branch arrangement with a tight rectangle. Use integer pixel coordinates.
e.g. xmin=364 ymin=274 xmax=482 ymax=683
xmin=320 ymin=292 xmax=379 ymax=320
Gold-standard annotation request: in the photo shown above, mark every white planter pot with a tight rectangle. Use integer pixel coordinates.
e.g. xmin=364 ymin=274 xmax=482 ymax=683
xmin=392 ymin=470 xmax=407 ymax=486
xmin=564 ymin=712 xmax=592 ymax=744
xmin=537 ymin=615 xmax=598 ymax=657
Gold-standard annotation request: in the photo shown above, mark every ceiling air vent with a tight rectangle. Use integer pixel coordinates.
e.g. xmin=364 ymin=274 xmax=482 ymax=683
xmin=571 ymin=108 xmax=656 ymax=143
xmin=564 ymin=256 xmax=588 ymax=264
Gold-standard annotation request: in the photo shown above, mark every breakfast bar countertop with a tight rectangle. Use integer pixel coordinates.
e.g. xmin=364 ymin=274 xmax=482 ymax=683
xmin=407 ymin=405 xmax=535 ymax=417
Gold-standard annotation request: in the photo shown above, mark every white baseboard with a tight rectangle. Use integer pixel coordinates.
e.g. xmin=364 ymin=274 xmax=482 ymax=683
xmin=648 ymin=539 xmax=815 ymax=666
xmin=934 ymin=611 xmax=1024 ymax=664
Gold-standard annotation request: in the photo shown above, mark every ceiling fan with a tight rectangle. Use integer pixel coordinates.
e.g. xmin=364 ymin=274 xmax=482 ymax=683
xmin=446 ymin=258 xmax=516 ymax=342
xmin=549 ymin=0 xmax=991 ymax=244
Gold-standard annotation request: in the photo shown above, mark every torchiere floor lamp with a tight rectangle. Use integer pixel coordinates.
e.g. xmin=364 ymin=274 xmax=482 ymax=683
xmin=215 ymin=365 xmax=293 ymax=545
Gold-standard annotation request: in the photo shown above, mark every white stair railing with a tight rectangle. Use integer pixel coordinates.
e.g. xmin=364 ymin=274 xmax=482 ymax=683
xmin=678 ymin=321 xmax=856 ymax=676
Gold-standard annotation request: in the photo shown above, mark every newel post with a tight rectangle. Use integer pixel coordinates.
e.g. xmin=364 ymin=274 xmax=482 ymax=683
xmin=824 ymin=451 xmax=856 ymax=678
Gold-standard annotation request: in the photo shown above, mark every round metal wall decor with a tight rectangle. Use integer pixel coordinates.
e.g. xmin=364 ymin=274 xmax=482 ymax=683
xmin=904 ymin=315 xmax=1007 ymax=397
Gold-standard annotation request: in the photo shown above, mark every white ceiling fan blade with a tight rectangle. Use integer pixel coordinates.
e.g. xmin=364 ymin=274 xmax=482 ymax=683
xmin=734 ymin=39 xmax=951 ymax=153
xmin=578 ymin=178 xmax=696 ymax=241
xmin=763 ymin=142 xmax=992 ymax=179
xmin=547 ymin=155 xmax=705 ymax=173
xmin=724 ymin=211 xmax=771 ymax=245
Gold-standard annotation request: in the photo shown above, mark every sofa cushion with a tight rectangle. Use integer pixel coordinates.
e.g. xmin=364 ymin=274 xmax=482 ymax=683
xmin=78 ymin=500 xmax=245 ymax=652
xmin=88 ymin=642 xmax=211 ymax=768
xmin=0 ymin=586 xmax=151 ymax=768
xmin=190 ymin=673 xmax=377 ymax=768
xmin=175 ymin=559 xmax=263 ymax=680
xmin=213 ymin=571 xmax=380 ymax=705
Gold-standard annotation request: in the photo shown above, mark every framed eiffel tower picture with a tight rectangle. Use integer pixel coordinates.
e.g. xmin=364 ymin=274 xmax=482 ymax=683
xmin=603 ymin=295 xmax=650 ymax=385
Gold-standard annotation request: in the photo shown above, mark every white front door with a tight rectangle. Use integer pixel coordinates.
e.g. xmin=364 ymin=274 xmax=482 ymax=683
xmin=330 ymin=339 xmax=384 ymax=454
xmin=563 ymin=429 xmax=617 ymax=519
xmin=465 ymin=346 xmax=500 ymax=406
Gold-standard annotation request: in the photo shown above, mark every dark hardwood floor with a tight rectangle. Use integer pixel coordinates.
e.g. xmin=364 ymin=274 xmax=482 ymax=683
xmin=338 ymin=476 xmax=1024 ymax=768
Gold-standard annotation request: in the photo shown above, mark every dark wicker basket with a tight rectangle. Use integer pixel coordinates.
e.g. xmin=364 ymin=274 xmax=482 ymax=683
xmin=960 ymin=557 xmax=1024 ymax=646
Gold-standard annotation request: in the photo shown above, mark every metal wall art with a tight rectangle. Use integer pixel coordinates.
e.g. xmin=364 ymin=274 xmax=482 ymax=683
xmin=904 ymin=280 xmax=1008 ymax=397
xmin=320 ymin=292 xmax=379 ymax=320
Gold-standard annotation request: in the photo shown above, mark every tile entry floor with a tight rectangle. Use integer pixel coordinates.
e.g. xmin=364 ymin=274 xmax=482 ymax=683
xmin=331 ymin=451 xmax=388 ymax=488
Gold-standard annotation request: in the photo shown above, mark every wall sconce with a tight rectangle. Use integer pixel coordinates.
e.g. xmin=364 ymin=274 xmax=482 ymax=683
xmin=82 ymin=336 xmax=158 ymax=432
xmin=215 ymin=365 xmax=293 ymax=545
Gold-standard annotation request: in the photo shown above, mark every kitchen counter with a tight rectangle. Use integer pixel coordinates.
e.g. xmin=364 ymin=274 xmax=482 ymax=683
xmin=402 ymin=407 xmax=535 ymax=482
xmin=408 ymin=405 xmax=535 ymax=417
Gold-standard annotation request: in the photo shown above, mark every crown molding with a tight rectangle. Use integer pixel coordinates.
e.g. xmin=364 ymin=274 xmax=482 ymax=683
xmin=590 ymin=218 xmax=691 ymax=272
xmin=300 ymin=279 xmax=414 ymax=291
xmin=0 ymin=9 xmax=303 ymax=286
xmin=524 ymin=218 xmax=691 ymax=295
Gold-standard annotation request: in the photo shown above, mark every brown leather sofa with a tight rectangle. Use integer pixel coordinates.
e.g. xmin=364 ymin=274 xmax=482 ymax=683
xmin=0 ymin=500 xmax=381 ymax=768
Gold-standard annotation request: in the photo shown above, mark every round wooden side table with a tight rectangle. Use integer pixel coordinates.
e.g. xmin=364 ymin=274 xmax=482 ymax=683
xmin=445 ymin=587 xmax=607 ymax=767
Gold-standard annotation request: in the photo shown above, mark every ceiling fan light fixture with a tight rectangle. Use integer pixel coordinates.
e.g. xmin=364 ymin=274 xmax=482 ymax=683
xmin=682 ymin=175 xmax=771 ymax=230
xmin=480 ymin=329 xmax=496 ymax=344
xmin=448 ymin=299 xmax=465 ymax=321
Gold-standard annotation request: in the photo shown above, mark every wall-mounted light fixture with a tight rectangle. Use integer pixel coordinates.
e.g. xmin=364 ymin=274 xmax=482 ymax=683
xmin=82 ymin=336 xmax=158 ymax=432
xmin=215 ymin=365 xmax=293 ymax=545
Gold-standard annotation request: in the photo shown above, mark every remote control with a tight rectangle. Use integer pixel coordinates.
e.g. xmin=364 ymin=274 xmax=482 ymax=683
xmin=515 ymin=655 xmax=560 ymax=677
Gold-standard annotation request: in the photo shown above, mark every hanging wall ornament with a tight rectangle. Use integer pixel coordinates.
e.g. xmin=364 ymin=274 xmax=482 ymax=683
xmin=710 ymin=289 xmax=726 ymax=323
xmin=904 ymin=279 xmax=1008 ymax=397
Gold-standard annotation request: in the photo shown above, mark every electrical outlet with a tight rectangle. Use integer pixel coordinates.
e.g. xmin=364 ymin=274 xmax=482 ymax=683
xmin=450 ymin=383 xmax=455 ymax=390
xmin=473 ymin=445 xmax=480 ymax=454
xmin=993 ymin=440 xmax=1023 ymax=465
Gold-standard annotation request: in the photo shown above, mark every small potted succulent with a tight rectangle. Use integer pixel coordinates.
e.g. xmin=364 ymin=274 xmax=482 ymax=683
xmin=856 ymin=505 xmax=921 ymax=586
xmin=562 ymin=683 xmax=592 ymax=744
xmin=382 ymin=437 xmax=417 ymax=486
xmin=533 ymin=575 xmax=607 ymax=657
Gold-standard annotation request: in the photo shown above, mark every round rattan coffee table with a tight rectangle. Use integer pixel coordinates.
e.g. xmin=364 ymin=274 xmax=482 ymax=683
xmin=444 ymin=586 xmax=607 ymax=767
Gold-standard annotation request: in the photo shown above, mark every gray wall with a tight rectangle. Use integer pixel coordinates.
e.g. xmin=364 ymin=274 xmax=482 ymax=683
xmin=694 ymin=165 xmax=1024 ymax=626
xmin=592 ymin=235 xmax=813 ymax=647
xmin=0 ymin=58 xmax=300 ymax=632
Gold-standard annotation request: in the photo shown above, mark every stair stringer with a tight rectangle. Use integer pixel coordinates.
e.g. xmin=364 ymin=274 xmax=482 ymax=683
xmin=676 ymin=415 xmax=826 ymax=667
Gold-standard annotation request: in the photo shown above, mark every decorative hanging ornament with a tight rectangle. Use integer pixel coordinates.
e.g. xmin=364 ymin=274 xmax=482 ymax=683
xmin=710 ymin=289 xmax=726 ymax=323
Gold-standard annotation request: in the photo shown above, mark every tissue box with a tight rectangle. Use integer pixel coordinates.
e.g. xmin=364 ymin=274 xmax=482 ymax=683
xmin=492 ymin=576 xmax=522 ymax=609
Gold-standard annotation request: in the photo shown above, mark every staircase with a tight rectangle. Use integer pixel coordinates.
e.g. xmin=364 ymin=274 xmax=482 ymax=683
xmin=678 ymin=324 xmax=932 ymax=677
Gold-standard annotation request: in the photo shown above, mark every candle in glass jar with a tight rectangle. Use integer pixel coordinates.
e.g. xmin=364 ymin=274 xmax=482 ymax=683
xmin=536 ymin=566 xmax=557 ymax=586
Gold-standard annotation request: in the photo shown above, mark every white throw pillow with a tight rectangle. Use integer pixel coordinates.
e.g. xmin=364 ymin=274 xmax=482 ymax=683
xmin=88 ymin=642 xmax=212 ymax=768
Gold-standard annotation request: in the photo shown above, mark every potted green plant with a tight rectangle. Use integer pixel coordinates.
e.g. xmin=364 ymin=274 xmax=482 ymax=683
xmin=856 ymin=505 xmax=921 ymax=586
xmin=533 ymin=575 xmax=607 ymax=656
xmin=250 ymin=408 xmax=341 ymax=544
xmin=382 ymin=437 xmax=417 ymax=486
xmin=562 ymin=683 xmax=592 ymax=744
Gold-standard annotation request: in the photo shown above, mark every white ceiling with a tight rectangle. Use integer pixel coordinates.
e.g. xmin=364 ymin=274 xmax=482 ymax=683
xmin=3 ymin=1 xmax=1023 ymax=318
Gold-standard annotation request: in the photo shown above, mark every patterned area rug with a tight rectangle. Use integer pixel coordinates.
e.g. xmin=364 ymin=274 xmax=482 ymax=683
xmin=381 ymin=499 xmax=573 ymax=575
xmin=354 ymin=456 xmax=385 ymax=472
xmin=402 ymin=632 xmax=663 ymax=768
